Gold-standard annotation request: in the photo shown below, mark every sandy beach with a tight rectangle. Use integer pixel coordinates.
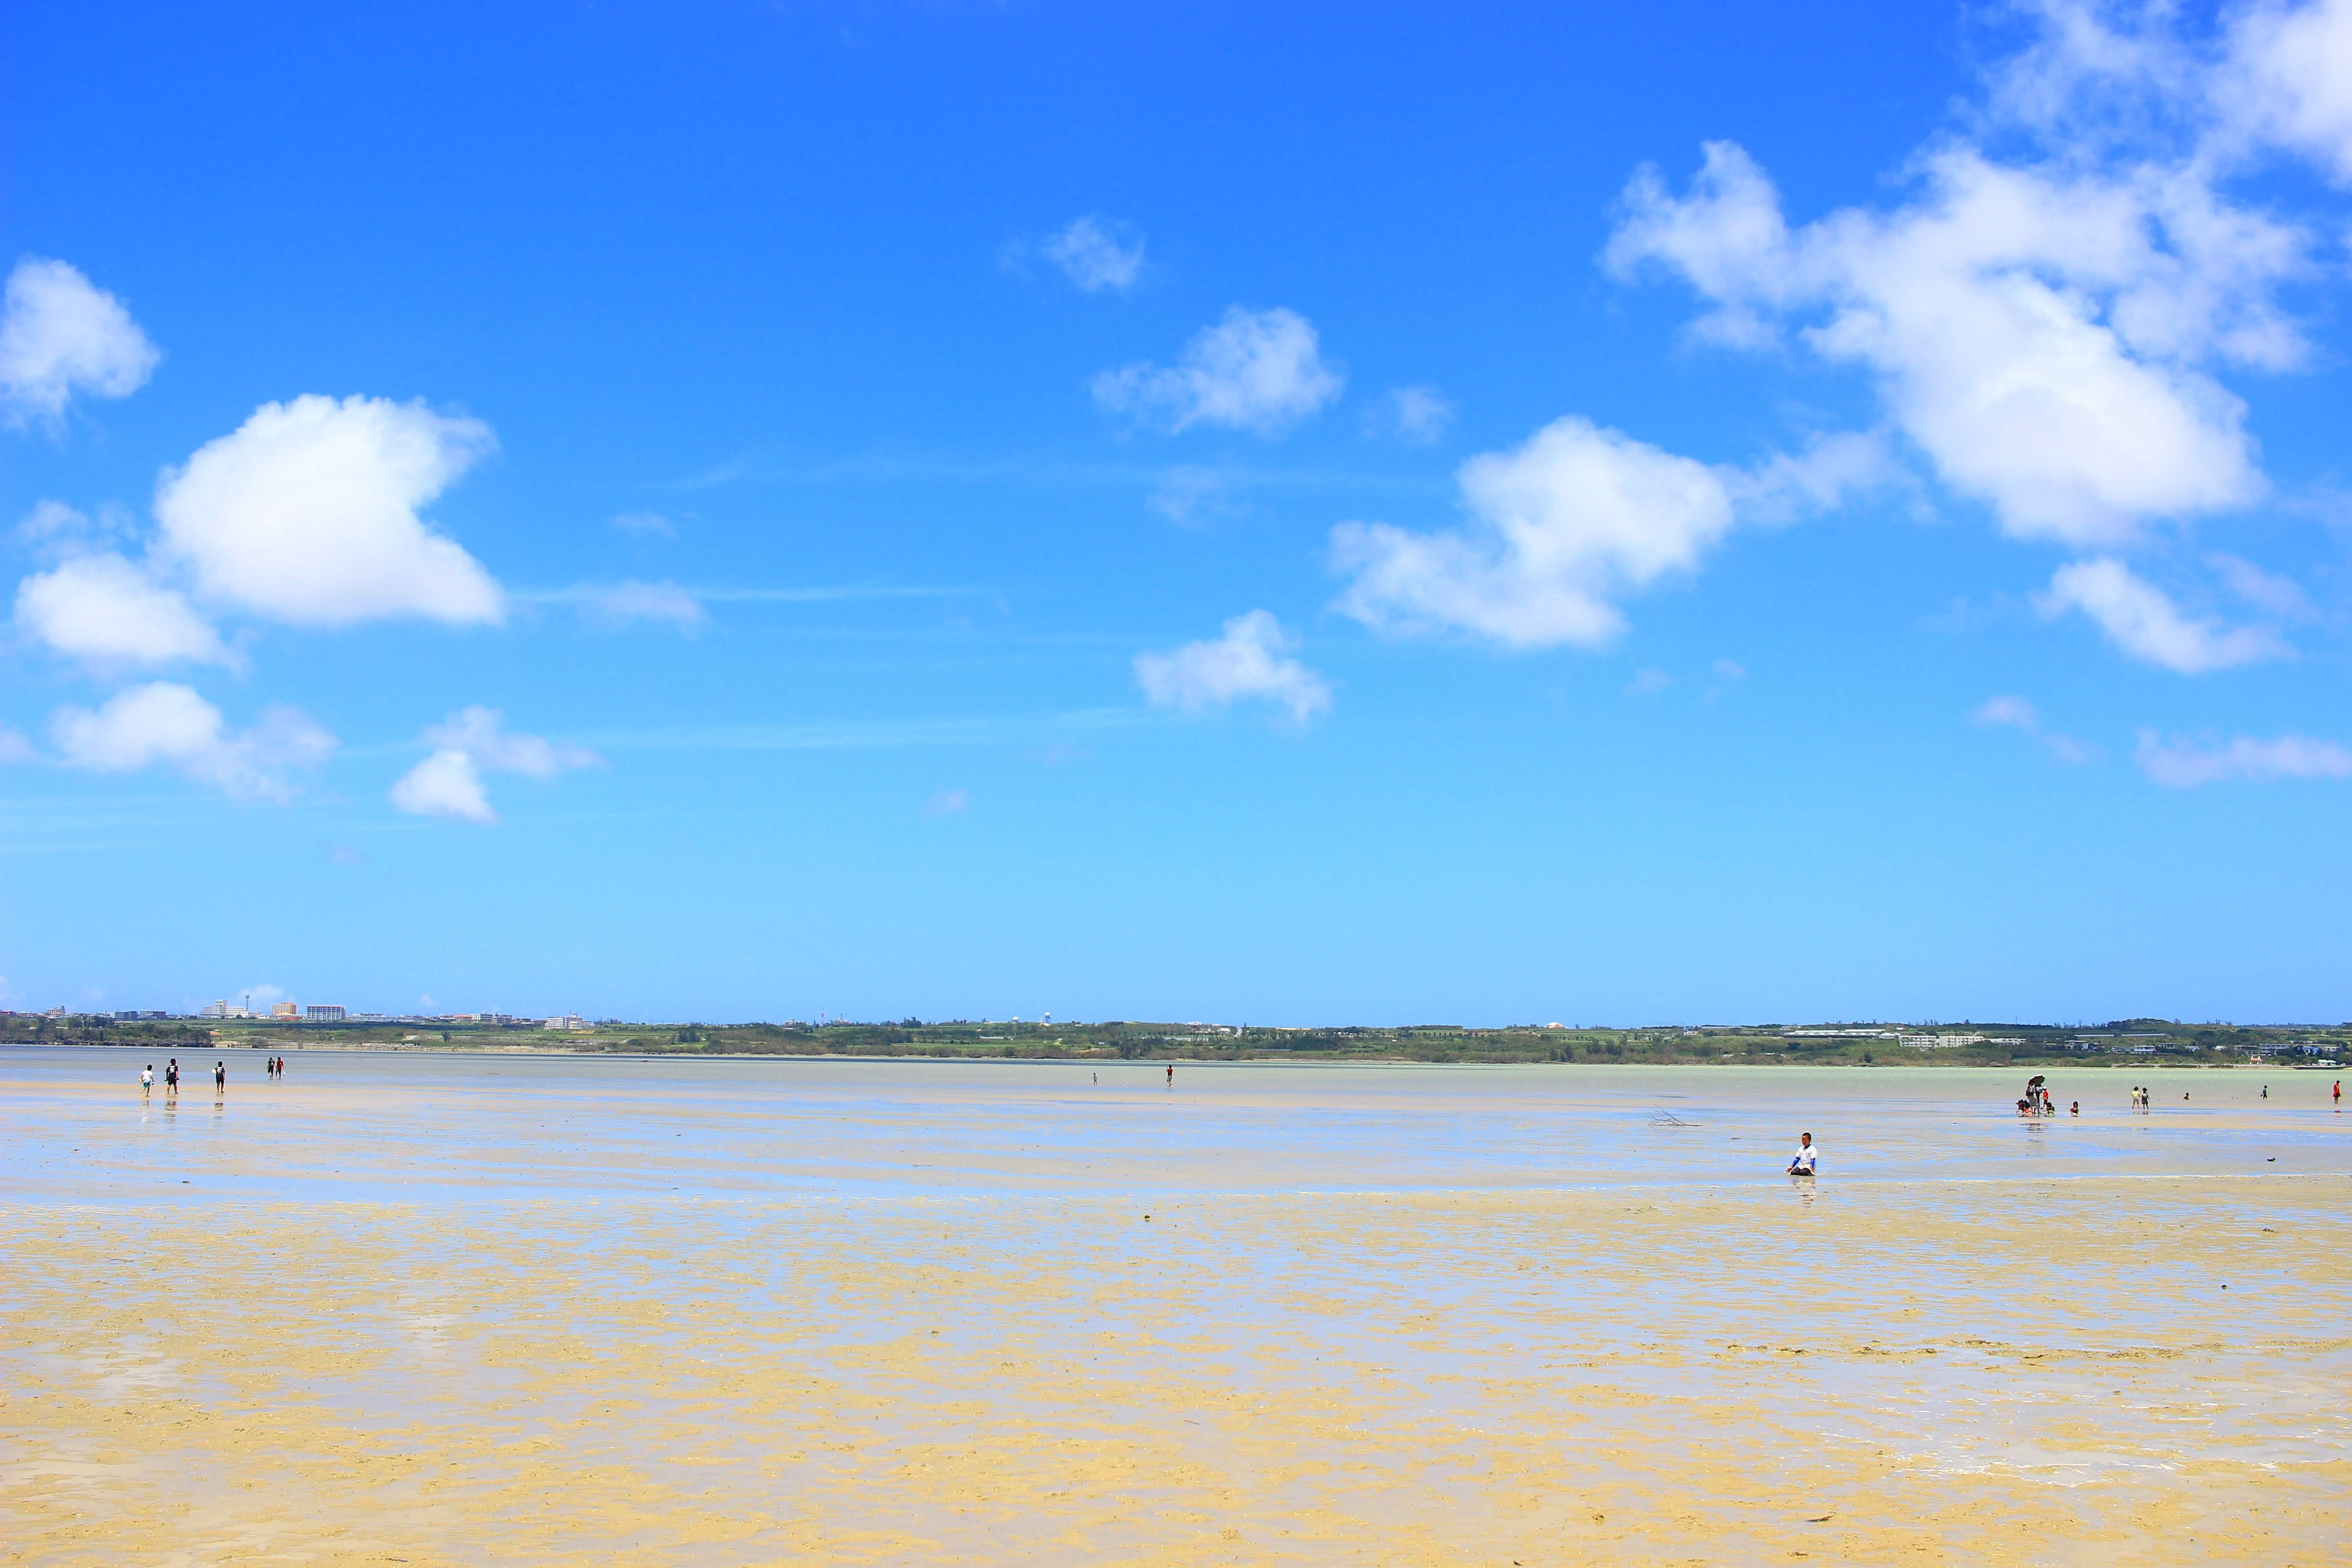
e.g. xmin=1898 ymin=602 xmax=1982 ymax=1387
xmin=6 ymin=1050 xmax=2347 ymax=1564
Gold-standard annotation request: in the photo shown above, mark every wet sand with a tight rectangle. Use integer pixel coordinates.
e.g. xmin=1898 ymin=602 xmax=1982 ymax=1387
xmin=5 ymin=1051 xmax=2348 ymax=1564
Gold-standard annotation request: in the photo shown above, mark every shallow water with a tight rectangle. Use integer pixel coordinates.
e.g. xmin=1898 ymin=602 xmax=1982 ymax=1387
xmin=5 ymin=1048 xmax=2348 ymax=1565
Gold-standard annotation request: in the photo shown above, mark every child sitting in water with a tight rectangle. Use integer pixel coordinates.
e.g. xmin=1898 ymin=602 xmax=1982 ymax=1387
xmin=1787 ymin=1132 xmax=1817 ymax=1175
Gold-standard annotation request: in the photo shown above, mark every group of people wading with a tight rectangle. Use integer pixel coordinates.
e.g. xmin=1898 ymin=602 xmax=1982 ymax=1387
xmin=2014 ymin=1075 xmax=2087 ymax=1117
xmin=138 ymin=1054 xmax=288 ymax=1100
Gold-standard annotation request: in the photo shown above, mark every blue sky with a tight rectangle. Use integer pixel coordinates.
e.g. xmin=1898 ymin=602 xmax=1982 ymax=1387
xmin=4 ymin=0 xmax=2350 ymax=1025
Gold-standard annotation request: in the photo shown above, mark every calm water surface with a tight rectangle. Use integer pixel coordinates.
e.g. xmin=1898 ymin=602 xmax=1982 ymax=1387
xmin=4 ymin=1046 xmax=2341 ymax=1203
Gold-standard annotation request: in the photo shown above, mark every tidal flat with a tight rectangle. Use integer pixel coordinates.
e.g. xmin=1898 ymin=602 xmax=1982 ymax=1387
xmin=4 ymin=1049 xmax=2347 ymax=1565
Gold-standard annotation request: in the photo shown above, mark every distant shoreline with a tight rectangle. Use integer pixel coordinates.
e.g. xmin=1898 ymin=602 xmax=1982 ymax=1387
xmin=4 ymin=1038 xmax=2329 ymax=1070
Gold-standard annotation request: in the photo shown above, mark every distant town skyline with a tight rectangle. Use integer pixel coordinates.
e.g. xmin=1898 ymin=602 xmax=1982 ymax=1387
xmin=5 ymin=0 xmax=2351 ymax=1025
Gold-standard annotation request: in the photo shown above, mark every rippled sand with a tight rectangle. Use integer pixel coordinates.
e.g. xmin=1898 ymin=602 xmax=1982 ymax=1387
xmin=5 ymin=1051 xmax=2347 ymax=1564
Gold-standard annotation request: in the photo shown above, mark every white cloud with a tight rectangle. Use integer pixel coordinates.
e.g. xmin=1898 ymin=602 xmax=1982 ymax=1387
xmin=0 ymin=258 xmax=160 ymax=428
xmin=1973 ymin=693 xmax=2094 ymax=764
xmin=2226 ymin=0 xmax=2352 ymax=181
xmin=921 ymin=787 xmax=971 ymax=817
xmin=1370 ymin=385 xmax=1456 ymax=444
xmin=2037 ymin=557 xmax=2288 ymax=672
xmin=610 ymin=511 xmax=675 ymax=537
xmin=14 ymin=552 xmax=234 ymax=669
xmin=1091 ymin=307 xmax=1344 ymax=436
xmin=1135 ymin=610 xmax=1332 ymax=724
xmin=1332 ymin=417 xmax=1734 ymax=648
xmin=49 ymin=682 xmax=336 ymax=802
xmin=0 ymin=727 xmax=33 ymax=764
xmin=154 ymin=394 xmax=503 ymax=627
xmin=1042 ymin=216 xmax=1146 ymax=292
xmin=1627 ymin=669 xmax=1674 ymax=696
xmin=389 ymin=749 xmax=493 ymax=823
xmin=391 ymin=706 xmax=598 ymax=824
xmin=1608 ymin=140 xmax=2277 ymax=547
xmin=2136 ymin=729 xmax=2352 ymax=785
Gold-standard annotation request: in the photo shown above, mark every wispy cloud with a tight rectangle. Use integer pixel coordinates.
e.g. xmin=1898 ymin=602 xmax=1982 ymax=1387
xmin=1974 ymin=694 xmax=2095 ymax=765
xmin=1367 ymin=385 xmax=1455 ymax=444
xmin=2136 ymin=730 xmax=2352 ymax=787
xmin=921 ymin=787 xmax=971 ymax=817
xmin=581 ymin=707 xmax=1150 ymax=754
xmin=2036 ymin=558 xmax=2289 ymax=673
xmin=522 ymin=580 xmax=707 ymax=630
xmin=1036 ymin=215 xmax=1146 ymax=292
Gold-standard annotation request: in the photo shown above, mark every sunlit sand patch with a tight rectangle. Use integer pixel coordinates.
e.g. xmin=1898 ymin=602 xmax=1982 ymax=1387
xmin=7 ymin=1181 xmax=2347 ymax=1565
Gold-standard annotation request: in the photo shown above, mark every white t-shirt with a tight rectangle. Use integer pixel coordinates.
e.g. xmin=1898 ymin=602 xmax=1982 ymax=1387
xmin=1791 ymin=1143 xmax=1817 ymax=1173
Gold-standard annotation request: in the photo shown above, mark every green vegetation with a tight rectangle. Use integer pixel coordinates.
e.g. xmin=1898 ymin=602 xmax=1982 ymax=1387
xmin=13 ymin=1012 xmax=2342 ymax=1067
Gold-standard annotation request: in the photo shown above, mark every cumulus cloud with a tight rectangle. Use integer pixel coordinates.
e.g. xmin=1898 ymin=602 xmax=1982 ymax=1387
xmin=1091 ymin=307 xmax=1344 ymax=436
xmin=49 ymin=682 xmax=336 ymax=802
xmin=1332 ymin=417 xmax=1735 ymax=648
xmin=14 ymin=552 xmax=235 ymax=669
xmin=1041 ymin=216 xmax=1146 ymax=292
xmin=1973 ymin=693 xmax=2095 ymax=764
xmin=2136 ymin=729 xmax=2352 ymax=785
xmin=391 ymin=706 xmax=598 ymax=824
xmin=1135 ymin=610 xmax=1332 ymax=723
xmin=2037 ymin=557 xmax=2288 ymax=672
xmin=1370 ymin=385 xmax=1456 ymax=444
xmin=154 ymin=394 xmax=503 ymax=627
xmin=1607 ymin=140 xmax=2276 ymax=547
xmin=0 ymin=257 xmax=160 ymax=427
xmin=1597 ymin=0 xmax=2352 ymax=558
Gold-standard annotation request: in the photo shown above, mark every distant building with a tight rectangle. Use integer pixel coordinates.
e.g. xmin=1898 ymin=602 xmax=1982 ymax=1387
xmin=113 ymin=1010 xmax=170 ymax=1021
xmin=542 ymin=1013 xmax=590 ymax=1032
xmin=269 ymin=1001 xmax=299 ymax=1020
xmin=305 ymin=1005 xmax=347 ymax=1021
